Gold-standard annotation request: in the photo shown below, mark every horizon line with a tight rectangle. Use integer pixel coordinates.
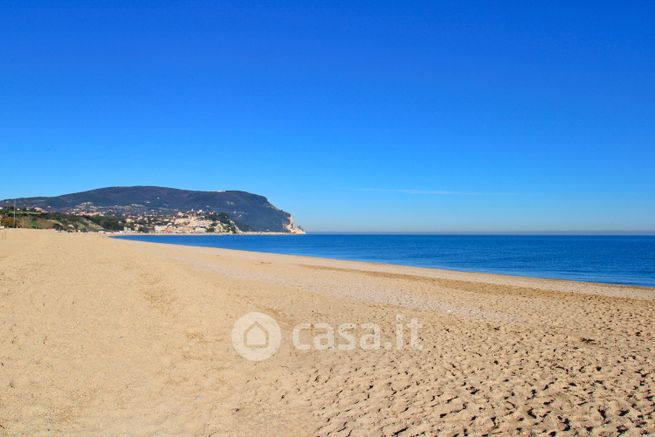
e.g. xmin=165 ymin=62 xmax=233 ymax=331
xmin=304 ymin=230 xmax=655 ymax=235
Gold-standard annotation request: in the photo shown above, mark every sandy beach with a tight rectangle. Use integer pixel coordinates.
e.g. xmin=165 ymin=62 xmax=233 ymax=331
xmin=1 ymin=229 xmax=654 ymax=435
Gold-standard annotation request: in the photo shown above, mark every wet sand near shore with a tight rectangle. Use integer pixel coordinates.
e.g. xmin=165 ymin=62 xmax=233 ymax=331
xmin=1 ymin=229 xmax=654 ymax=435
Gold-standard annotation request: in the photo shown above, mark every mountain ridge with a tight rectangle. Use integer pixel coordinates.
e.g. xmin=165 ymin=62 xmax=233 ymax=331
xmin=1 ymin=186 xmax=303 ymax=233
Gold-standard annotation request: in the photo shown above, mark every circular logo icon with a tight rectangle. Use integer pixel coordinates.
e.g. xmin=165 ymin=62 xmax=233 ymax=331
xmin=231 ymin=312 xmax=282 ymax=361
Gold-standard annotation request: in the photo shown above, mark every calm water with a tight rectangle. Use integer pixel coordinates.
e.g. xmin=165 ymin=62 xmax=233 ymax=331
xmin=116 ymin=234 xmax=655 ymax=287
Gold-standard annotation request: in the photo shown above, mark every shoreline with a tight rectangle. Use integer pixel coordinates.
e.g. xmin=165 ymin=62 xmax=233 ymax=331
xmin=114 ymin=233 xmax=655 ymax=292
xmin=121 ymin=237 xmax=655 ymax=300
xmin=107 ymin=230 xmax=305 ymax=236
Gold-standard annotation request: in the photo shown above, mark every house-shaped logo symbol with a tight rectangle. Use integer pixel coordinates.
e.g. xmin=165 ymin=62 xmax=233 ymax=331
xmin=244 ymin=321 xmax=269 ymax=349
xmin=231 ymin=312 xmax=282 ymax=361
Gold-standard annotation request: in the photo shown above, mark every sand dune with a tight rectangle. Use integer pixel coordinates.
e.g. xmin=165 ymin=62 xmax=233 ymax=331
xmin=1 ymin=229 xmax=654 ymax=435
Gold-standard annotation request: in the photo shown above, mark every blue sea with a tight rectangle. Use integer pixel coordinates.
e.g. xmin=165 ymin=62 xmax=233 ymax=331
xmin=116 ymin=234 xmax=655 ymax=287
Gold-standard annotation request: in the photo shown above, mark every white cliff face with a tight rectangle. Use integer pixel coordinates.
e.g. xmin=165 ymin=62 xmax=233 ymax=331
xmin=285 ymin=216 xmax=305 ymax=234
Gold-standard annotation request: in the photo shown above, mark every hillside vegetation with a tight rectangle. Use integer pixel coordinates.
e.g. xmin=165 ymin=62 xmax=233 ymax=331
xmin=0 ymin=208 xmax=124 ymax=232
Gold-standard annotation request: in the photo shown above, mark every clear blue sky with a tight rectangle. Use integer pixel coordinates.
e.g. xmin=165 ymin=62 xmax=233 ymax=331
xmin=2 ymin=1 xmax=654 ymax=232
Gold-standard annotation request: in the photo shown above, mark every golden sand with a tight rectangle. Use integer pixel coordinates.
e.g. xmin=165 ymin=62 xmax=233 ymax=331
xmin=1 ymin=229 xmax=654 ymax=435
